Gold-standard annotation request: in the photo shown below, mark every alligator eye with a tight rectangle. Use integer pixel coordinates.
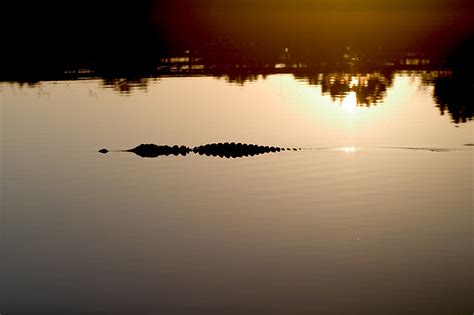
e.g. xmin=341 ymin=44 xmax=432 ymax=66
xmin=99 ymin=148 xmax=108 ymax=154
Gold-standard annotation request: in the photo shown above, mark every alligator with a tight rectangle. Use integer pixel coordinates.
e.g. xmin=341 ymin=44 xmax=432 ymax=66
xmin=99 ymin=143 xmax=301 ymax=158
xmin=98 ymin=142 xmax=463 ymax=158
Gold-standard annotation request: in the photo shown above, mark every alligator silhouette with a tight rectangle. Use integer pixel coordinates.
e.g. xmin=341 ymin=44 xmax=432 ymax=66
xmin=99 ymin=143 xmax=301 ymax=158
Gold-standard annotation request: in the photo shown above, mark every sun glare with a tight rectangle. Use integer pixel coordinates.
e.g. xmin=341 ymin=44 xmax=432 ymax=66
xmin=340 ymin=91 xmax=357 ymax=113
xmin=342 ymin=146 xmax=357 ymax=153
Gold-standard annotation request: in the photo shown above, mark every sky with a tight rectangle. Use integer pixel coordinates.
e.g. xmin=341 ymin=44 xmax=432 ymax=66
xmin=4 ymin=0 xmax=474 ymax=64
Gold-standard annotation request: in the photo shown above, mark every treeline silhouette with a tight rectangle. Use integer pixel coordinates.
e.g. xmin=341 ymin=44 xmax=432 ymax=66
xmin=319 ymin=72 xmax=391 ymax=107
xmin=434 ymin=76 xmax=473 ymax=124
xmin=4 ymin=0 xmax=474 ymax=76
xmin=3 ymin=1 xmax=473 ymax=123
xmin=5 ymin=61 xmax=472 ymax=124
xmin=433 ymin=35 xmax=474 ymax=124
xmin=100 ymin=143 xmax=299 ymax=158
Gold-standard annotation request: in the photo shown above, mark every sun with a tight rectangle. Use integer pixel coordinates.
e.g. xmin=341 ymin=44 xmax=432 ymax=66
xmin=340 ymin=91 xmax=357 ymax=113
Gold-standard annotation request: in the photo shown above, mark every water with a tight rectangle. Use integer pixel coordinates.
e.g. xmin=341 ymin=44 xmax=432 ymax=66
xmin=1 ymin=72 xmax=473 ymax=313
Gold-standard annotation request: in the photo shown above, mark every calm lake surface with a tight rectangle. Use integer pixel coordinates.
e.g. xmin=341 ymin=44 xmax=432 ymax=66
xmin=1 ymin=72 xmax=473 ymax=313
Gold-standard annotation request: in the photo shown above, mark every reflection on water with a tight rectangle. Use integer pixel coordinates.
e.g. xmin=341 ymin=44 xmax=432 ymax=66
xmin=3 ymin=29 xmax=473 ymax=123
xmin=3 ymin=25 xmax=473 ymax=124
xmin=2 ymin=68 xmax=473 ymax=315
xmin=100 ymin=77 xmax=158 ymax=94
xmin=5 ymin=67 xmax=472 ymax=124
xmin=318 ymin=72 xmax=390 ymax=107
xmin=434 ymin=76 xmax=474 ymax=124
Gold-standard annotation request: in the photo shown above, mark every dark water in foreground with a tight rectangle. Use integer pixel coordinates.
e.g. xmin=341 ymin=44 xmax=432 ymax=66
xmin=1 ymin=72 xmax=473 ymax=313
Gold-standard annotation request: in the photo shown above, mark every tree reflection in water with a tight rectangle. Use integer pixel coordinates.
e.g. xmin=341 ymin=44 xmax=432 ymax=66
xmin=2 ymin=45 xmax=473 ymax=124
xmin=434 ymin=76 xmax=473 ymax=124
xmin=319 ymin=73 xmax=391 ymax=107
